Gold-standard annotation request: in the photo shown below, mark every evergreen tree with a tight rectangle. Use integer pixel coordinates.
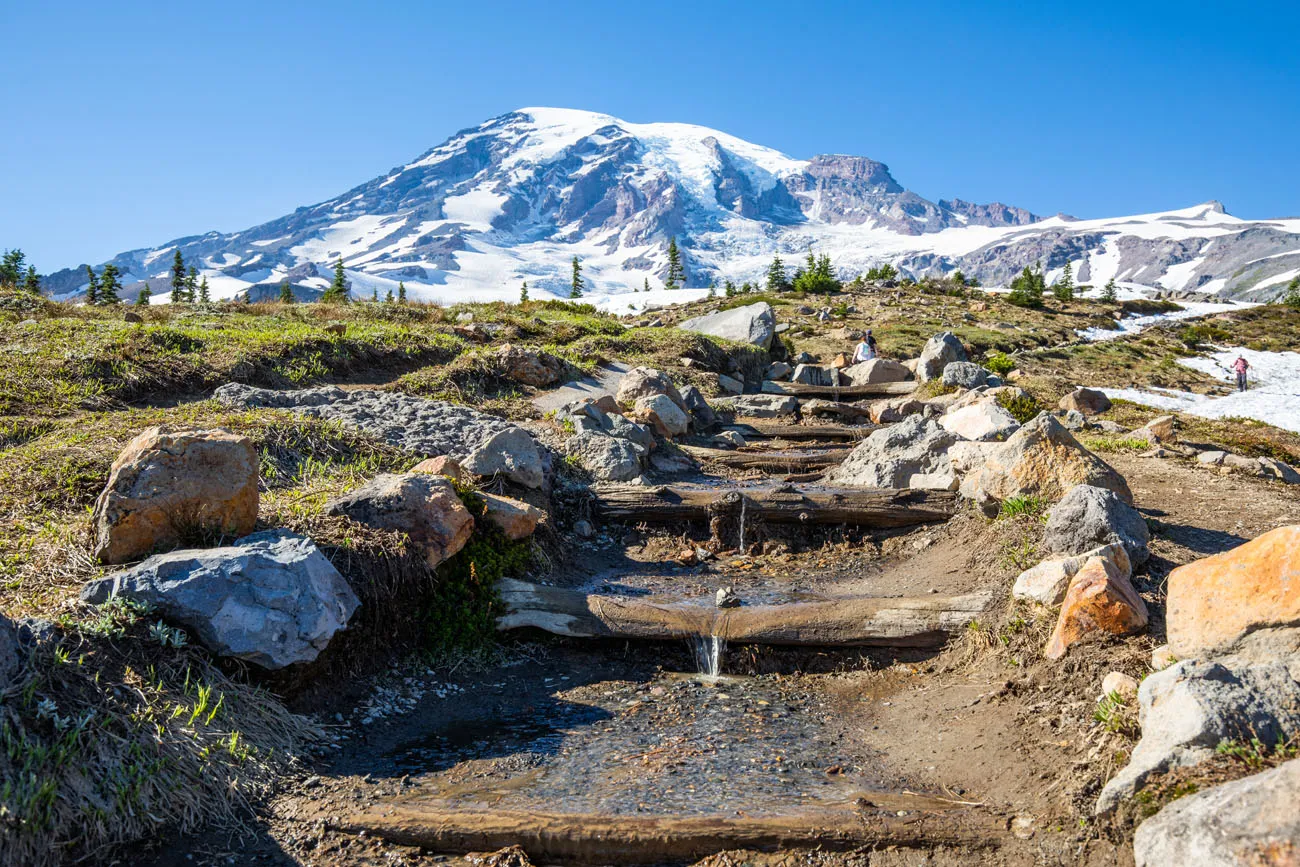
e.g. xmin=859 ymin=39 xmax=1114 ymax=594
xmin=1052 ymin=262 xmax=1074 ymax=301
xmin=323 ymin=257 xmax=349 ymax=303
xmin=198 ymin=277 xmax=210 ymax=303
xmin=1282 ymin=277 xmax=1300 ymax=310
xmin=0 ymin=249 xmax=26 ymax=288
xmin=724 ymin=279 xmax=737 ymax=298
xmin=170 ymin=250 xmax=187 ymax=302
xmin=520 ymin=280 xmax=529 ymax=303
xmin=85 ymin=266 xmax=100 ymax=306
xmin=707 ymin=280 xmax=716 ymax=298
xmin=136 ymin=285 xmax=151 ymax=306
xmin=397 ymin=282 xmax=407 ymax=304
xmin=665 ymin=237 xmax=684 ymax=290
xmin=1101 ymin=277 xmax=1118 ymax=303
xmin=643 ymin=277 xmax=650 ymax=293
xmin=371 ymin=288 xmax=379 ymax=302
xmin=184 ymin=266 xmax=199 ymax=304
xmin=792 ymin=252 xmax=841 ymax=294
xmin=741 ymin=281 xmax=753 ymax=294
xmin=98 ymin=263 xmax=122 ymax=305
xmin=22 ymin=265 xmax=40 ymax=295
xmin=766 ymin=255 xmax=787 ymax=292
xmin=385 ymin=289 xmax=394 ymax=303
xmin=279 ymin=280 xmax=295 ymax=304
xmin=569 ymin=256 xmax=584 ymax=299
xmin=1007 ymin=265 xmax=1045 ymax=308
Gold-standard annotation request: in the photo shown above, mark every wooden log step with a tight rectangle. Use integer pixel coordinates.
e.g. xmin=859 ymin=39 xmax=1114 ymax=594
xmin=762 ymin=380 xmax=916 ymax=398
xmin=336 ymin=802 xmax=1004 ymax=865
xmin=498 ymin=579 xmax=996 ymax=647
xmin=680 ymin=444 xmax=851 ymax=472
xmin=722 ymin=422 xmax=875 ymax=440
xmin=592 ymin=485 xmax=958 ymax=527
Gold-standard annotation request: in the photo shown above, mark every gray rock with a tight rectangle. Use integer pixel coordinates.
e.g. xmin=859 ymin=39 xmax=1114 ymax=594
xmin=1056 ymin=408 xmax=1088 ymax=431
xmin=462 ymin=427 xmax=546 ymax=489
xmin=1042 ymin=484 xmax=1151 ymax=567
xmin=940 ymin=361 xmax=988 ymax=389
xmin=1094 ymin=420 xmax=1128 ymax=434
xmin=81 ymin=530 xmax=359 ymax=670
xmin=713 ymin=430 xmax=746 ymax=448
xmin=917 ymin=332 xmax=967 ymax=382
xmin=1197 ymin=450 xmax=1228 ymax=466
xmin=615 ymin=367 xmax=686 ymax=411
xmin=939 ymin=401 xmax=1020 ymax=442
xmin=1060 ymin=387 xmax=1112 ymax=415
xmin=326 ymin=473 xmax=474 ymax=568
xmin=574 ymin=519 xmax=596 ymax=538
xmin=1258 ymin=456 xmax=1300 ymax=484
xmin=1133 ymin=757 xmax=1300 ymax=867
xmin=722 ymin=394 xmax=799 ymax=418
xmin=842 ymin=358 xmax=910 ymax=385
xmin=764 ymin=362 xmax=793 ymax=382
xmin=679 ymin=385 xmax=717 ymax=429
xmin=716 ymin=373 xmax=744 ymax=395
xmin=825 ymin=415 xmax=959 ymax=490
xmin=1096 ymin=655 xmax=1300 ymax=814
xmin=791 ymin=364 xmax=840 ymax=387
xmin=1223 ymin=453 xmax=1266 ymax=475
xmin=635 ymin=394 xmax=690 ymax=437
xmin=566 ymin=432 xmax=643 ymax=482
xmin=677 ymin=302 xmax=776 ymax=350
xmin=607 ymin=418 xmax=655 ymax=453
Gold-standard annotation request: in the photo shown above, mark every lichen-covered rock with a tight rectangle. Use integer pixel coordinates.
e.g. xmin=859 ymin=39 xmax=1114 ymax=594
xmin=326 ymin=473 xmax=474 ymax=568
xmin=81 ymin=530 xmax=359 ymax=670
xmin=493 ymin=343 xmax=566 ymax=387
xmin=480 ymin=493 xmax=546 ymax=540
xmin=917 ymin=332 xmax=967 ymax=382
xmin=1059 ymin=387 xmax=1111 ymax=415
xmin=677 ymin=301 xmax=776 ymax=349
xmin=1096 ymin=655 xmax=1300 ymax=813
xmin=615 ymin=367 xmax=686 ymax=411
xmin=1042 ymin=484 xmax=1150 ymax=567
xmin=825 ymin=415 xmax=959 ymax=490
xmin=566 ymin=432 xmax=643 ymax=482
xmin=1167 ymin=526 xmax=1300 ymax=661
xmin=969 ymin=414 xmax=1134 ymax=505
xmin=1044 ymin=556 xmax=1148 ymax=659
xmin=92 ymin=427 xmax=259 ymax=565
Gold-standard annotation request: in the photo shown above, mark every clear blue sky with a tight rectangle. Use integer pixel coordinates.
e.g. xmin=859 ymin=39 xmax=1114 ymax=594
xmin=3 ymin=0 xmax=1297 ymax=270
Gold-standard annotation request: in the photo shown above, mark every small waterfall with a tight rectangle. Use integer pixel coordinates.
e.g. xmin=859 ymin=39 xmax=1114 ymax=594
xmin=737 ymin=496 xmax=747 ymax=554
xmin=692 ymin=633 xmax=726 ymax=679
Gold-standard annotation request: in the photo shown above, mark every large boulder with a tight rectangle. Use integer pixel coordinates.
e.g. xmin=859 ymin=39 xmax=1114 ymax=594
xmin=81 ymin=530 xmax=359 ymax=670
xmin=1096 ymin=655 xmax=1300 ymax=813
xmin=565 ymin=432 xmax=643 ymax=482
xmin=724 ymin=394 xmax=799 ymax=418
xmin=1042 ymin=484 xmax=1151 ymax=568
xmin=939 ymin=402 xmax=1020 ymax=442
xmin=493 ymin=343 xmax=566 ymax=387
xmin=462 ymin=428 xmax=546 ymax=489
xmin=917 ymin=332 xmax=967 ymax=382
xmin=842 ymin=358 xmax=911 ymax=386
xmin=92 ymin=427 xmax=259 ymax=565
xmin=1044 ymin=555 xmax=1148 ymax=659
xmin=967 ymin=413 xmax=1133 ymax=505
xmin=1133 ymin=756 xmax=1300 ymax=867
xmin=635 ymin=394 xmax=690 ymax=437
xmin=1167 ymin=526 xmax=1300 ymax=661
xmin=940 ymin=362 xmax=988 ymax=390
xmin=615 ymin=367 xmax=686 ymax=412
xmin=1012 ymin=542 xmax=1131 ymax=606
xmin=480 ymin=493 xmax=546 ymax=540
xmin=326 ymin=473 xmax=474 ymax=568
xmin=791 ymin=364 xmax=840 ymax=387
xmin=825 ymin=416 xmax=959 ymax=490
xmin=1059 ymin=387 xmax=1111 ymax=415
xmin=677 ymin=301 xmax=776 ymax=350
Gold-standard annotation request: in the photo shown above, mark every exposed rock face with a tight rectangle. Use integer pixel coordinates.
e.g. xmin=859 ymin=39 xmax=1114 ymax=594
xmin=939 ymin=402 xmax=1020 ymax=442
xmin=81 ymin=530 xmax=359 ymax=670
xmin=92 ymin=427 xmax=259 ymax=565
xmin=565 ymin=432 xmax=643 ymax=482
xmin=1133 ymin=757 xmax=1300 ymax=867
xmin=842 ymin=358 xmax=911 ymax=385
xmin=213 ymin=385 xmax=546 ymax=487
xmin=1059 ymin=387 xmax=1112 ymax=415
xmin=940 ymin=362 xmax=988 ymax=390
xmin=1042 ymin=484 xmax=1151 ymax=568
xmin=1167 ymin=526 xmax=1300 ymax=661
xmin=825 ymin=415 xmax=958 ymax=490
xmin=1044 ymin=556 xmax=1148 ymax=659
xmin=1096 ymin=655 xmax=1300 ymax=813
xmin=494 ymin=343 xmax=566 ymax=387
xmin=676 ymin=302 xmax=776 ymax=349
xmin=968 ymin=414 xmax=1133 ymax=505
xmin=917 ymin=332 xmax=967 ymax=382
xmin=1012 ymin=542 xmax=1131 ymax=606
xmin=635 ymin=394 xmax=690 ymax=437
xmin=326 ymin=473 xmax=474 ymax=568
xmin=615 ymin=367 xmax=686 ymax=411
xmin=480 ymin=493 xmax=546 ymax=540
xmin=723 ymin=394 xmax=799 ymax=418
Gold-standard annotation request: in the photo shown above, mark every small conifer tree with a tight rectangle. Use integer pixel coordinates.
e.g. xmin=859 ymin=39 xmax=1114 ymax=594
xmin=323 ymin=257 xmax=349 ymax=303
xmin=85 ymin=266 xmax=99 ymax=305
xmin=569 ymin=256 xmax=584 ymax=299
xmin=198 ymin=277 xmax=210 ymax=303
xmin=766 ymin=255 xmax=787 ymax=291
xmin=136 ymin=286 xmax=151 ymax=306
xmin=279 ymin=280 xmax=294 ymax=303
xmin=1101 ymin=277 xmax=1118 ymax=303
xmin=397 ymin=282 xmax=407 ymax=304
xmin=665 ymin=237 xmax=684 ymax=290
xmin=385 ymin=288 xmax=394 ymax=303
xmin=1282 ymin=277 xmax=1300 ymax=310
xmin=1052 ymin=262 xmax=1074 ymax=301
xmin=520 ymin=280 xmax=529 ymax=303
xmin=22 ymin=265 xmax=40 ymax=295
xmin=1007 ymin=265 xmax=1045 ymax=308
xmin=170 ymin=250 xmax=187 ymax=302
xmin=98 ymin=263 xmax=122 ymax=305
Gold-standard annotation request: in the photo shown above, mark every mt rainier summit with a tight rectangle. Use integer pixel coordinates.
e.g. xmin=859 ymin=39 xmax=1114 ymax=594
xmin=47 ymin=107 xmax=1300 ymax=304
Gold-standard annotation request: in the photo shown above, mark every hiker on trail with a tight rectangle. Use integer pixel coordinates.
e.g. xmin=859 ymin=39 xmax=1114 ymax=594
xmin=853 ymin=330 xmax=878 ymax=363
xmin=1233 ymin=355 xmax=1250 ymax=392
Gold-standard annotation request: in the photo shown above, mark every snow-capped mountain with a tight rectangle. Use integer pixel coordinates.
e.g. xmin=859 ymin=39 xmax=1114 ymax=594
xmin=46 ymin=107 xmax=1300 ymax=305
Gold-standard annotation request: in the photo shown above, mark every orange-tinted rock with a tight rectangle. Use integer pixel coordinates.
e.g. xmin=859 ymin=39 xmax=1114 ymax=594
xmin=92 ymin=427 xmax=259 ymax=565
xmin=974 ymin=413 xmax=1133 ymax=505
xmin=1167 ymin=525 xmax=1300 ymax=660
xmin=480 ymin=493 xmax=546 ymax=540
xmin=326 ymin=473 xmax=473 ymax=569
xmin=1044 ymin=556 xmax=1149 ymax=659
xmin=412 ymin=455 xmax=465 ymax=482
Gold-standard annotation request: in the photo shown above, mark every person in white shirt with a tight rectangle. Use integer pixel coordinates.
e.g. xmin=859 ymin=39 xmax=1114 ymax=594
xmin=853 ymin=330 xmax=878 ymax=363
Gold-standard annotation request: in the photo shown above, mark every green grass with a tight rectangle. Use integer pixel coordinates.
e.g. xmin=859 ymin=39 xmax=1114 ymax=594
xmin=997 ymin=495 xmax=1047 ymax=520
xmin=1079 ymin=435 xmax=1150 ymax=454
xmin=996 ymin=390 xmax=1042 ymax=424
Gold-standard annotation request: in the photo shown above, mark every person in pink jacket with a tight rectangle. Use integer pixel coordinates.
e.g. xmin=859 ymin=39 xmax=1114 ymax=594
xmin=1232 ymin=355 xmax=1250 ymax=392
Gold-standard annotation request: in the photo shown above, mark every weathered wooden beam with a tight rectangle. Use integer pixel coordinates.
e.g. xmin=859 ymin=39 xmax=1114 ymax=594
xmin=336 ymin=803 xmax=1004 ymax=865
xmin=592 ymin=485 xmax=958 ymax=527
xmin=679 ymin=444 xmax=851 ymax=472
xmin=762 ymin=380 xmax=916 ymax=398
xmin=721 ymin=422 xmax=875 ymax=440
xmin=497 ymin=579 xmax=996 ymax=648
